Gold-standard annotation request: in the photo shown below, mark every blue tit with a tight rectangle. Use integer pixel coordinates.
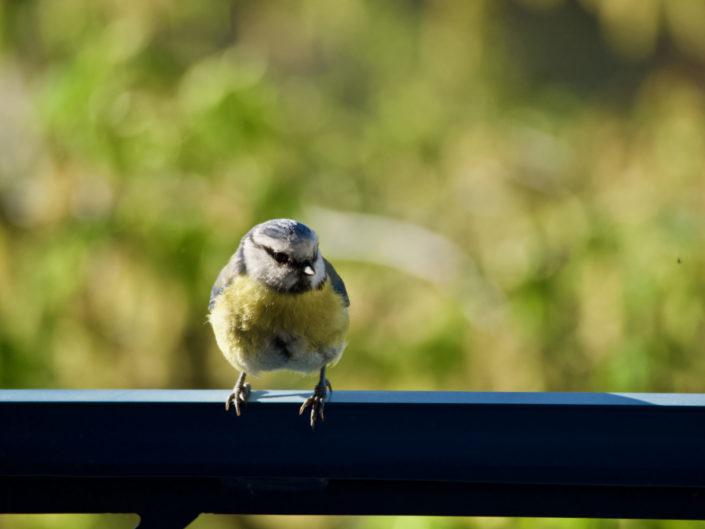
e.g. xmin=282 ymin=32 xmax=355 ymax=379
xmin=208 ymin=219 xmax=350 ymax=429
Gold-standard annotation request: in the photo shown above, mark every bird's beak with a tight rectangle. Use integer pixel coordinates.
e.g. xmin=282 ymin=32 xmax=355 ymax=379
xmin=303 ymin=263 xmax=315 ymax=276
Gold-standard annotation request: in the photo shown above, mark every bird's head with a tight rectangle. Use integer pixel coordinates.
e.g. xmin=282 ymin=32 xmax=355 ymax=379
xmin=242 ymin=219 xmax=326 ymax=293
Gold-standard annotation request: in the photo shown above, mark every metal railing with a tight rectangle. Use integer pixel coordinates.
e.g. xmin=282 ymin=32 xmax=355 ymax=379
xmin=2 ymin=390 xmax=705 ymax=528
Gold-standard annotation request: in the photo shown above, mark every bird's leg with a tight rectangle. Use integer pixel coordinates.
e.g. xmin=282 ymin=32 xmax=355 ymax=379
xmin=299 ymin=366 xmax=332 ymax=430
xmin=225 ymin=372 xmax=251 ymax=416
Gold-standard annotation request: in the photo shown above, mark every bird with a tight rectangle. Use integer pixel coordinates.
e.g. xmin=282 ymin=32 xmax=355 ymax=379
xmin=208 ymin=219 xmax=350 ymax=429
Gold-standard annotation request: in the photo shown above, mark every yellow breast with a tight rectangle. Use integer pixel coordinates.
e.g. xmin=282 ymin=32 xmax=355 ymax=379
xmin=208 ymin=275 xmax=349 ymax=373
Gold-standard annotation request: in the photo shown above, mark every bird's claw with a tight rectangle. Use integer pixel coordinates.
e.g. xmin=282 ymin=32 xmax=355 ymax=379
xmin=299 ymin=378 xmax=332 ymax=430
xmin=225 ymin=382 xmax=251 ymax=416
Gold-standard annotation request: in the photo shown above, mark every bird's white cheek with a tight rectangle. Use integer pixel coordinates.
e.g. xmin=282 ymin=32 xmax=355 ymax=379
xmin=312 ymin=255 xmax=326 ymax=288
xmin=245 ymin=248 xmax=278 ymax=285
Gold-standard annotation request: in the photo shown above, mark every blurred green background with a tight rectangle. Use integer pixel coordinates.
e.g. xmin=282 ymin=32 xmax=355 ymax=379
xmin=1 ymin=0 xmax=705 ymax=528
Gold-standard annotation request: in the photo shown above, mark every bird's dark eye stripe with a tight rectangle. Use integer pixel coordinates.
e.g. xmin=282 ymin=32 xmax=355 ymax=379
xmin=251 ymin=236 xmax=317 ymax=267
xmin=263 ymin=246 xmax=291 ymax=264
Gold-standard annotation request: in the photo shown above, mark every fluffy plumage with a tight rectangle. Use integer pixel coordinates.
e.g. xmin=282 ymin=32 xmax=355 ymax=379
xmin=209 ymin=274 xmax=349 ymax=374
xmin=207 ymin=219 xmax=350 ymax=428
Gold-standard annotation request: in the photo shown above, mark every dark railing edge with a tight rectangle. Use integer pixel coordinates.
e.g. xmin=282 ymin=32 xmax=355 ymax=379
xmin=2 ymin=389 xmax=705 ymax=527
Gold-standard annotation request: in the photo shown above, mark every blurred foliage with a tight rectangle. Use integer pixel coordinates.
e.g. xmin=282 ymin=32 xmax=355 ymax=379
xmin=2 ymin=0 xmax=705 ymax=528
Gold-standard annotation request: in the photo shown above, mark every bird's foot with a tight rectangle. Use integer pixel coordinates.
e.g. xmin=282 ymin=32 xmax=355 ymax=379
xmin=225 ymin=373 xmax=251 ymax=416
xmin=299 ymin=377 xmax=332 ymax=430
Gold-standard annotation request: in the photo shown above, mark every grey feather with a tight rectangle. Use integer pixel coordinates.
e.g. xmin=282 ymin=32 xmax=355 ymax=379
xmin=324 ymin=258 xmax=350 ymax=307
xmin=259 ymin=219 xmax=315 ymax=243
xmin=208 ymin=242 xmax=246 ymax=311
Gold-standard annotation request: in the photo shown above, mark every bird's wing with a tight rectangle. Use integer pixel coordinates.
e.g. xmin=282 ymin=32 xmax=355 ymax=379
xmin=208 ymin=244 xmax=246 ymax=311
xmin=324 ymin=258 xmax=350 ymax=307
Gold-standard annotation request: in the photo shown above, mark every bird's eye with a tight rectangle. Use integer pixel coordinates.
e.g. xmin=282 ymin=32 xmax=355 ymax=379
xmin=273 ymin=252 xmax=289 ymax=264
